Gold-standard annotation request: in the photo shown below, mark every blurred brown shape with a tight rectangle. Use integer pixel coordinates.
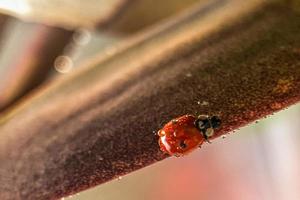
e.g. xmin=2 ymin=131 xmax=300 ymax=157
xmin=0 ymin=0 xmax=202 ymax=34
xmin=0 ymin=14 xmax=9 ymax=37
xmin=0 ymin=14 xmax=9 ymax=67
xmin=1 ymin=0 xmax=300 ymax=199
xmin=99 ymin=0 xmax=202 ymax=34
xmin=0 ymin=17 xmax=73 ymax=111
xmin=0 ymin=0 xmax=125 ymax=29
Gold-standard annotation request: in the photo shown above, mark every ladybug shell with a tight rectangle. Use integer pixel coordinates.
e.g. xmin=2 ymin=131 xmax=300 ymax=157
xmin=158 ymin=115 xmax=205 ymax=156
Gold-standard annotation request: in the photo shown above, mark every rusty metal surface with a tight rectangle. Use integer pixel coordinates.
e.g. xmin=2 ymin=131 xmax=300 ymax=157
xmin=0 ymin=0 xmax=300 ymax=199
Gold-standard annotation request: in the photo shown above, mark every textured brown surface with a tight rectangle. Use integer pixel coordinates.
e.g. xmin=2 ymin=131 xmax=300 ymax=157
xmin=1 ymin=0 xmax=300 ymax=199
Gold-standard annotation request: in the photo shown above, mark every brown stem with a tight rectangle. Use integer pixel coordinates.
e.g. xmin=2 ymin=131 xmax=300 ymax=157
xmin=0 ymin=0 xmax=300 ymax=199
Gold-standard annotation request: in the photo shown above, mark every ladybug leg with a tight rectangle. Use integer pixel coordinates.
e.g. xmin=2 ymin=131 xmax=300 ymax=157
xmin=203 ymin=132 xmax=212 ymax=144
xmin=205 ymin=138 xmax=211 ymax=144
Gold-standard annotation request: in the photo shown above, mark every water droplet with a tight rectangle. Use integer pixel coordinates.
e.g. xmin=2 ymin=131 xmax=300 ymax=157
xmin=117 ymin=176 xmax=122 ymax=180
xmin=186 ymin=72 xmax=192 ymax=77
xmin=197 ymin=101 xmax=209 ymax=106
xmin=171 ymin=119 xmax=178 ymax=124
xmin=174 ymin=131 xmax=181 ymax=137
xmin=158 ymin=130 xmax=165 ymax=137
xmin=98 ymin=156 xmax=104 ymax=161
xmin=54 ymin=56 xmax=73 ymax=74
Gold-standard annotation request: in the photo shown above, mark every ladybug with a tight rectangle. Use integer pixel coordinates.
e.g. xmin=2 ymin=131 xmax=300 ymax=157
xmin=158 ymin=115 xmax=221 ymax=157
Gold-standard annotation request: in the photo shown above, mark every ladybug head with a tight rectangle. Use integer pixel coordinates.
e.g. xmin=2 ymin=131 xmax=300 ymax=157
xmin=195 ymin=115 xmax=221 ymax=140
xmin=210 ymin=116 xmax=221 ymax=129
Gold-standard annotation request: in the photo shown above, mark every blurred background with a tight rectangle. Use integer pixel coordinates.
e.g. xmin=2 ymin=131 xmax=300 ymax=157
xmin=67 ymin=105 xmax=300 ymax=200
xmin=0 ymin=0 xmax=203 ymax=112
xmin=0 ymin=0 xmax=300 ymax=200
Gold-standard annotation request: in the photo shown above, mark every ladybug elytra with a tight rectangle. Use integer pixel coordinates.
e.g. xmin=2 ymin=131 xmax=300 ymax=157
xmin=158 ymin=115 xmax=221 ymax=157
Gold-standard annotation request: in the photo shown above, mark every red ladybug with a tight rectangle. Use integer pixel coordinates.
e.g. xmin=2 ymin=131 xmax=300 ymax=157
xmin=158 ymin=115 xmax=221 ymax=157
